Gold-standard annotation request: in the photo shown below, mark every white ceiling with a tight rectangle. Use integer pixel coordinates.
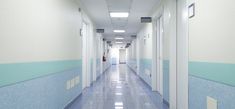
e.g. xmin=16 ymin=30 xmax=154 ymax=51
xmin=79 ymin=0 xmax=159 ymax=43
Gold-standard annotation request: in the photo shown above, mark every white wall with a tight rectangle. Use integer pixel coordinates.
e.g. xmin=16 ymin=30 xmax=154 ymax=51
xmin=137 ymin=23 xmax=153 ymax=59
xmin=127 ymin=39 xmax=137 ymax=62
xmin=188 ymin=0 xmax=235 ymax=63
xmin=188 ymin=1 xmax=235 ymax=109
xmin=131 ymin=40 xmax=137 ymax=59
xmin=0 ymin=0 xmax=100 ymax=90
xmin=0 ymin=0 xmax=83 ymax=63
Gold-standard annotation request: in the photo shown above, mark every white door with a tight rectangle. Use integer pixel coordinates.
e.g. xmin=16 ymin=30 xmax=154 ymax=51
xmin=156 ymin=15 xmax=164 ymax=96
xmin=82 ymin=22 xmax=90 ymax=89
xmin=119 ymin=49 xmax=127 ymax=64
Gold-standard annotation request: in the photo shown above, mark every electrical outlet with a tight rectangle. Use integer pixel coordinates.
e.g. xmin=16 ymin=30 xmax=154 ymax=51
xmin=70 ymin=78 xmax=75 ymax=88
xmin=207 ymin=96 xmax=217 ymax=109
xmin=66 ymin=80 xmax=71 ymax=90
xmin=75 ymin=76 xmax=80 ymax=85
xmin=145 ymin=69 xmax=151 ymax=77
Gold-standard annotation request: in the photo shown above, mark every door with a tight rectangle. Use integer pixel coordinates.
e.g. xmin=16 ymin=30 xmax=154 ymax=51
xmin=82 ymin=22 xmax=90 ymax=89
xmin=119 ymin=49 xmax=127 ymax=64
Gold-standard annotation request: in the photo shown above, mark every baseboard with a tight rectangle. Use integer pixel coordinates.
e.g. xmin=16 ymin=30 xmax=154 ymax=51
xmin=127 ymin=65 xmax=137 ymax=74
xmin=127 ymin=65 xmax=152 ymax=90
xmin=163 ymin=99 xmax=170 ymax=107
xmin=64 ymin=93 xmax=83 ymax=109
xmin=138 ymin=75 xmax=152 ymax=90
xmin=103 ymin=65 xmax=111 ymax=73
xmin=96 ymin=65 xmax=111 ymax=81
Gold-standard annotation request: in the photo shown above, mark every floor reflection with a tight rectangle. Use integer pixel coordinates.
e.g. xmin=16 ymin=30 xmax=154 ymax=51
xmin=66 ymin=65 xmax=169 ymax=109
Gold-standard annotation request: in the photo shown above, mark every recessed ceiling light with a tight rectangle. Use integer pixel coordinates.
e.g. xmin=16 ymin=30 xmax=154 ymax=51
xmin=115 ymin=93 xmax=123 ymax=95
xmin=114 ymin=30 xmax=125 ymax=33
xmin=115 ymin=37 xmax=124 ymax=40
xmin=116 ymin=86 xmax=122 ymax=88
xmin=110 ymin=12 xmax=129 ymax=18
xmin=115 ymin=107 xmax=123 ymax=109
xmin=115 ymin=102 xmax=123 ymax=106
xmin=116 ymin=42 xmax=123 ymax=44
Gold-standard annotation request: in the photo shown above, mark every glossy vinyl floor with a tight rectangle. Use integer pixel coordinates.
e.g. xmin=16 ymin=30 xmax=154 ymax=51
xmin=66 ymin=64 xmax=169 ymax=109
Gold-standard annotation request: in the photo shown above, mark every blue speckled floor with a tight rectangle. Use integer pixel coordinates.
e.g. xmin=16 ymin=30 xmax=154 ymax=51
xmin=66 ymin=65 xmax=169 ymax=109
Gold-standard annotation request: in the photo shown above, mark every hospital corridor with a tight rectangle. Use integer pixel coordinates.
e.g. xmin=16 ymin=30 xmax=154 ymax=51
xmin=0 ymin=0 xmax=235 ymax=109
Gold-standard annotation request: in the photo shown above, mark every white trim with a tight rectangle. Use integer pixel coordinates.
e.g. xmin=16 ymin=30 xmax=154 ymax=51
xmin=152 ymin=12 xmax=164 ymax=97
xmin=176 ymin=0 xmax=189 ymax=109
xmin=82 ymin=22 xmax=88 ymax=89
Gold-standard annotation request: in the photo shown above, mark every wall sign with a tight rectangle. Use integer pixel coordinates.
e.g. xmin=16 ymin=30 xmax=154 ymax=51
xmin=188 ymin=3 xmax=195 ymax=18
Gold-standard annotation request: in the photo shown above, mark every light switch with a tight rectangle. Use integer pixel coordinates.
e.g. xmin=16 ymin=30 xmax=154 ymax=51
xmin=207 ymin=96 xmax=217 ymax=109
xmin=66 ymin=80 xmax=71 ymax=90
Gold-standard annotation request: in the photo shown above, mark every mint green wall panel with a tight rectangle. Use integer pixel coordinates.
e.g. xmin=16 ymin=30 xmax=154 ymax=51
xmin=189 ymin=61 xmax=235 ymax=86
xmin=0 ymin=60 xmax=82 ymax=87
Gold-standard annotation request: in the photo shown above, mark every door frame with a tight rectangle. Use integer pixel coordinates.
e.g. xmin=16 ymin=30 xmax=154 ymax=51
xmin=176 ymin=0 xmax=189 ymax=109
xmin=82 ymin=21 xmax=91 ymax=89
xmin=158 ymin=15 xmax=164 ymax=96
xmin=152 ymin=12 xmax=164 ymax=96
xmin=136 ymin=36 xmax=140 ymax=75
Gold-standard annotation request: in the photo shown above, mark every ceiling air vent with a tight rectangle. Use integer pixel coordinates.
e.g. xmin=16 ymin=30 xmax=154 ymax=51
xmin=131 ymin=35 xmax=137 ymax=38
xmin=96 ymin=29 xmax=105 ymax=33
xmin=141 ymin=17 xmax=152 ymax=23
xmin=125 ymin=43 xmax=131 ymax=48
xmin=107 ymin=41 xmax=111 ymax=44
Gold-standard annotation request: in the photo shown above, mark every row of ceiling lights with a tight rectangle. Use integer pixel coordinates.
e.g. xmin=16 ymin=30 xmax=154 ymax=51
xmin=110 ymin=12 xmax=129 ymax=44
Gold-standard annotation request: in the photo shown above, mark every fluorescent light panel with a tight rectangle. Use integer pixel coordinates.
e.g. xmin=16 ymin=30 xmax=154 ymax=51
xmin=115 ymin=107 xmax=123 ymax=109
xmin=115 ymin=37 xmax=124 ymax=40
xmin=115 ymin=93 xmax=123 ymax=95
xmin=116 ymin=86 xmax=122 ymax=89
xmin=115 ymin=102 xmax=123 ymax=106
xmin=116 ymin=42 xmax=123 ymax=44
xmin=110 ymin=12 xmax=129 ymax=18
xmin=114 ymin=30 xmax=125 ymax=33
